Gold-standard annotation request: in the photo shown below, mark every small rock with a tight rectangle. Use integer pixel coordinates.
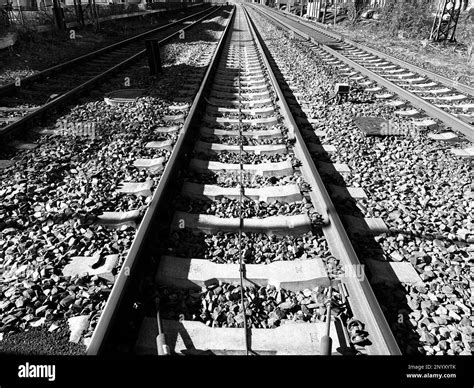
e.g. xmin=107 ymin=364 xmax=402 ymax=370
xmin=68 ymin=315 xmax=90 ymax=343
xmin=439 ymin=327 xmax=450 ymax=339
xmin=438 ymin=340 xmax=449 ymax=351
xmin=441 ymin=285 xmax=453 ymax=294
xmin=408 ymin=298 xmax=420 ymax=310
xmin=419 ymin=317 xmax=431 ymax=328
xmin=35 ymin=305 xmax=48 ymax=316
xmin=436 ymin=305 xmax=448 ymax=315
xmin=433 ymin=316 xmax=447 ymax=325
xmin=279 ymin=301 xmax=293 ymax=310
xmin=48 ymin=323 xmax=60 ymax=332
xmin=411 ymin=310 xmax=422 ymax=321
xmin=60 ymin=295 xmax=75 ymax=308
xmin=421 ymin=331 xmax=437 ymax=345
xmin=420 ymin=300 xmax=432 ymax=311
xmin=30 ymin=317 xmax=46 ymax=327
xmin=420 ymin=271 xmax=435 ymax=281
xmin=390 ymin=251 xmax=404 ymax=262
xmin=427 ymin=292 xmax=438 ymax=302
xmin=459 ymin=317 xmax=471 ymax=327
xmin=449 ymin=310 xmax=461 ymax=321
xmin=450 ymin=330 xmax=460 ymax=340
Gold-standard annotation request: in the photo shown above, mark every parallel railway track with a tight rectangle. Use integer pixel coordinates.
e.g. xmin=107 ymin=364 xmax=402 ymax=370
xmin=0 ymin=5 xmax=219 ymax=139
xmin=0 ymin=8 xmax=230 ymax=354
xmin=245 ymin=5 xmax=473 ymax=356
xmin=250 ymin=5 xmax=474 ymax=143
xmin=88 ymin=4 xmax=400 ymax=356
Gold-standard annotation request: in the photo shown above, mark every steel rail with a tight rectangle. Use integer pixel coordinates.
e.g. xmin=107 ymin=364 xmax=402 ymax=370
xmin=0 ymin=6 xmax=222 ymax=139
xmin=236 ymin=13 xmax=250 ymax=356
xmin=86 ymin=5 xmax=236 ymax=355
xmin=0 ymin=5 xmax=211 ymax=97
xmin=243 ymin=4 xmax=402 ymax=355
xmin=251 ymin=5 xmax=474 ymax=142
xmin=267 ymin=6 xmax=474 ymax=97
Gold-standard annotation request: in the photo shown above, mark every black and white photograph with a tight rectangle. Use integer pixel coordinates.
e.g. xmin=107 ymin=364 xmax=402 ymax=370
xmin=0 ymin=0 xmax=472 ymax=385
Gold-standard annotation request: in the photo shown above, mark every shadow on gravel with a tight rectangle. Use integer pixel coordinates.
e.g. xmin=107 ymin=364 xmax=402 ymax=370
xmin=264 ymin=49 xmax=422 ymax=355
xmin=171 ymin=7 xmax=232 ymax=44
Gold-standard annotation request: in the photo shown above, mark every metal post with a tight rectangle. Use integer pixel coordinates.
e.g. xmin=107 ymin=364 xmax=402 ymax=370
xmin=333 ymin=0 xmax=336 ymax=26
xmin=155 ymin=298 xmax=170 ymax=355
xmin=52 ymin=0 xmax=65 ymax=30
xmin=145 ymin=39 xmax=162 ymax=75
xmin=92 ymin=0 xmax=100 ymax=31
xmin=320 ymin=284 xmax=333 ymax=355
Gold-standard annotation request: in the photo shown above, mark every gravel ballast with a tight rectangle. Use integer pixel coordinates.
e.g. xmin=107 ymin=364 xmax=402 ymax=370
xmin=248 ymin=7 xmax=473 ymax=356
xmin=0 ymin=11 xmax=230 ymax=354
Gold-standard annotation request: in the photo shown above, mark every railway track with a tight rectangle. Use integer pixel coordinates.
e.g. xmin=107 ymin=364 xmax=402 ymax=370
xmin=0 ymin=9 xmax=230 ymax=354
xmin=88 ymin=4 xmax=400 ymax=356
xmin=250 ymin=5 xmax=474 ymax=144
xmin=245 ymin=6 xmax=472 ymax=356
xmin=0 ymin=5 xmax=219 ymax=140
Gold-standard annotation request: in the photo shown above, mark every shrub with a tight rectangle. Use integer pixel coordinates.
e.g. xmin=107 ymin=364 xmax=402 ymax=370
xmin=380 ymin=0 xmax=434 ymax=38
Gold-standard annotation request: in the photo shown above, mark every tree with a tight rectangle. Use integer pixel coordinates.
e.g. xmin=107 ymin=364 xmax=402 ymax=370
xmin=467 ymin=9 xmax=474 ymax=64
xmin=74 ymin=0 xmax=84 ymax=26
xmin=347 ymin=0 xmax=367 ymax=23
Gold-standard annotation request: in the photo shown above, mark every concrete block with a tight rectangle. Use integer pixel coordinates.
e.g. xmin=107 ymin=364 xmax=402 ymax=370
xmin=136 ymin=319 xmax=340 ymax=355
xmin=156 ymin=256 xmax=330 ymax=292
xmin=181 ymin=182 xmax=302 ymax=203
xmin=366 ymin=259 xmax=423 ymax=285
xmin=189 ymin=159 xmax=294 ymax=177
xmin=172 ymin=211 xmax=311 ymax=236
xmin=97 ymin=210 xmax=140 ymax=228
xmin=116 ymin=181 xmax=153 ymax=197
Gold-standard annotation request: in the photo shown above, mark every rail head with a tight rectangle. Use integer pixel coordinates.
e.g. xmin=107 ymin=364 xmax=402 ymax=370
xmin=86 ymin=5 xmax=236 ymax=355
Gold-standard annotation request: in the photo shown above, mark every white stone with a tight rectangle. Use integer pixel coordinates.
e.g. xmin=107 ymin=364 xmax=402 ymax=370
xmin=427 ymin=132 xmax=458 ymax=141
xmin=62 ymin=254 xmax=119 ymax=282
xmin=48 ymin=323 xmax=60 ymax=332
xmin=68 ymin=315 xmax=90 ymax=344
xmin=30 ymin=318 xmax=46 ymax=328
xmin=451 ymin=147 xmax=474 ymax=158
xmin=83 ymin=337 xmax=92 ymax=349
